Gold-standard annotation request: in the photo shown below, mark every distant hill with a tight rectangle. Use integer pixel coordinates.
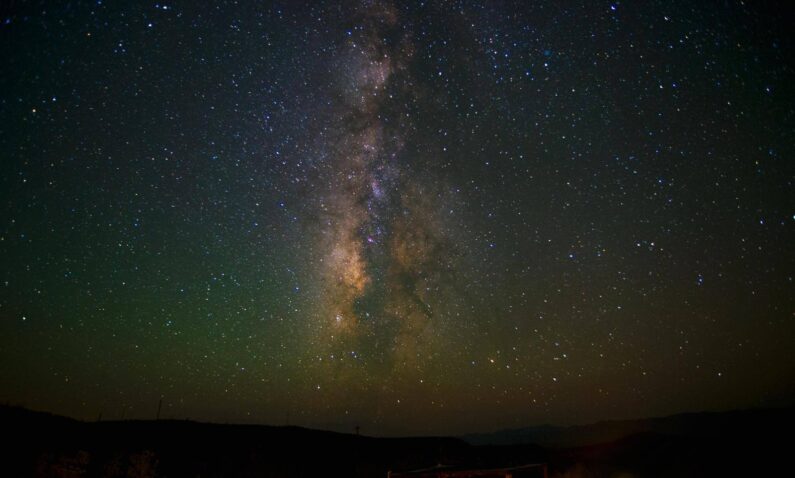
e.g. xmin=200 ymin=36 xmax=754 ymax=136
xmin=0 ymin=405 xmax=541 ymax=477
xmin=462 ymin=407 xmax=795 ymax=447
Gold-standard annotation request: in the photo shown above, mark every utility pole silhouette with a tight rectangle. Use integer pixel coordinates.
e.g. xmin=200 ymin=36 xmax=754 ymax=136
xmin=156 ymin=398 xmax=163 ymax=420
xmin=355 ymin=425 xmax=360 ymax=436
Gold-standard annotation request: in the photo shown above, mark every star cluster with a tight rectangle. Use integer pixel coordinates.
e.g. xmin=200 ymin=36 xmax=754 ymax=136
xmin=0 ymin=0 xmax=793 ymax=435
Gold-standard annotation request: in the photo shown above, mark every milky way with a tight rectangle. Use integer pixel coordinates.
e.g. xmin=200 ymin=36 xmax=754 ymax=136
xmin=304 ymin=2 xmax=467 ymax=417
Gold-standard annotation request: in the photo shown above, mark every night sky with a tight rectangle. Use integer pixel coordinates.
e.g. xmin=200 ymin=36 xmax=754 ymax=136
xmin=1 ymin=0 xmax=793 ymax=436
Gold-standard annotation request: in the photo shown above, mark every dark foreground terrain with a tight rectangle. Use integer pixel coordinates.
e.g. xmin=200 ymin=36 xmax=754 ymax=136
xmin=1 ymin=405 xmax=791 ymax=477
